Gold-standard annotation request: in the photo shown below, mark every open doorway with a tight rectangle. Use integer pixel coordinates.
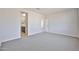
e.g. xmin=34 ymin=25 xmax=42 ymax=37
xmin=20 ymin=12 xmax=28 ymax=38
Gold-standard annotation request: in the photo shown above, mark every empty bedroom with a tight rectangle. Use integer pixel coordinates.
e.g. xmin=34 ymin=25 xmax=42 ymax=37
xmin=0 ymin=8 xmax=79 ymax=51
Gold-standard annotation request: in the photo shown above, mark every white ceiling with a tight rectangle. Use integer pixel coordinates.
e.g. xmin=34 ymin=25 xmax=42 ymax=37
xmin=25 ymin=8 xmax=71 ymax=16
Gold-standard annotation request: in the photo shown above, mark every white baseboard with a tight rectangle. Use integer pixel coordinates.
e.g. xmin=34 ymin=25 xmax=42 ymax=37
xmin=47 ymin=31 xmax=79 ymax=39
xmin=28 ymin=31 xmax=43 ymax=36
xmin=2 ymin=36 xmax=21 ymax=43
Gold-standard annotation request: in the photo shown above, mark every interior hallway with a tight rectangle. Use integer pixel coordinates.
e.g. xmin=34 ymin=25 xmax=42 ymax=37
xmin=0 ymin=32 xmax=79 ymax=51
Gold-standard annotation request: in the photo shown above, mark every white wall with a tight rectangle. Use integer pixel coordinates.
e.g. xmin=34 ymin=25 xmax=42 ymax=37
xmin=0 ymin=8 xmax=79 ymax=44
xmin=28 ymin=11 xmax=45 ymax=35
xmin=47 ymin=9 xmax=78 ymax=37
xmin=77 ymin=9 xmax=79 ymax=38
xmin=20 ymin=9 xmax=45 ymax=36
xmin=0 ymin=8 xmax=45 ymax=43
xmin=0 ymin=8 xmax=20 ymax=42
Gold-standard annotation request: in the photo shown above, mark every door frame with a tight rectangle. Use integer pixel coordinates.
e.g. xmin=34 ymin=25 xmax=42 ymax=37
xmin=20 ymin=12 xmax=28 ymax=38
